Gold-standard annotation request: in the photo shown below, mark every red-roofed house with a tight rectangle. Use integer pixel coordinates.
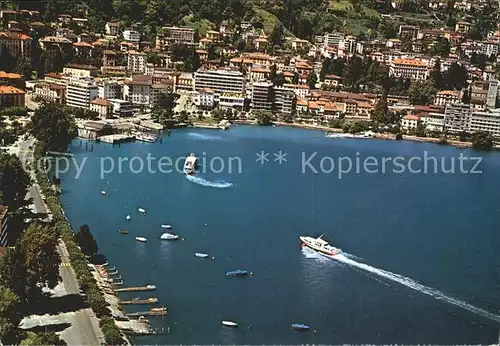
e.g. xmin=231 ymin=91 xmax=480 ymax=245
xmin=401 ymin=114 xmax=420 ymax=130
xmin=90 ymin=98 xmax=113 ymax=119
xmin=0 ymin=30 xmax=32 ymax=57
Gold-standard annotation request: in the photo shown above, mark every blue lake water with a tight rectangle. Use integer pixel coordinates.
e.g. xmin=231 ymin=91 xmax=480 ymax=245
xmin=59 ymin=125 xmax=500 ymax=344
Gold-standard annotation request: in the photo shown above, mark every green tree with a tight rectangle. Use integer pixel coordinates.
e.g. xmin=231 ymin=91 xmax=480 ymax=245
xmin=0 ymin=285 xmax=21 ymax=345
xmin=269 ymin=23 xmax=284 ymax=47
xmin=0 ymin=43 xmax=16 ymax=72
xmin=31 ymin=103 xmax=77 ymax=151
xmin=19 ymin=223 xmax=61 ymax=303
xmin=20 ymin=332 xmax=66 ymax=346
xmin=178 ymin=110 xmax=189 ymax=123
xmin=0 ymin=248 xmax=27 ymax=302
xmin=306 ymin=73 xmax=318 ymax=89
xmin=212 ymin=108 xmax=225 ymax=121
xmin=274 ymin=73 xmax=286 ymax=87
xmin=409 ymin=80 xmax=436 ymax=105
xmin=429 ymin=37 xmax=451 ymax=57
xmin=443 ymin=63 xmax=468 ymax=90
xmin=461 ymin=88 xmax=471 ymax=104
xmin=75 ymin=225 xmax=98 ymax=257
xmin=254 ymin=110 xmax=272 ymax=125
xmin=156 ymin=91 xmax=179 ymax=110
xmin=429 ymin=59 xmax=443 ymax=89
xmin=0 ymin=152 xmax=31 ymax=213
xmin=372 ymin=91 xmax=389 ymax=124
xmin=471 ymin=131 xmax=494 ymax=150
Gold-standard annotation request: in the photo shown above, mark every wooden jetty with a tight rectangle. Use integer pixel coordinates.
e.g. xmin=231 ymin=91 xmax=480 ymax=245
xmin=115 ymin=285 xmax=156 ymax=293
xmin=120 ymin=297 xmax=159 ymax=305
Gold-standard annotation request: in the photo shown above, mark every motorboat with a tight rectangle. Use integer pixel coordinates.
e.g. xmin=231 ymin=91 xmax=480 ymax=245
xmin=195 ymin=253 xmax=209 ymax=258
xmin=222 ymin=320 xmax=238 ymax=328
xmin=183 ymin=153 xmax=197 ymax=175
xmin=101 ymin=191 xmax=107 ymax=195
xmin=292 ymin=323 xmax=310 ymax=331
xmin=138 ymin=208 xmax=146 ymax=214
xmin=135 ymin=237 xmax=147 ymax=242
xmin=161 ymin=224 xmax=172 ymax=229
xmin=160 ymin=233 xmax=179 ymax=240
xmin=299 ymin=235 xmax=340 ymax=256
xmin=226 ymin=269 xmax=249 ymax=277
xmin=119 ymin=230 xmax=128 ymax=234
xmin=126 ymin=215 xmax=131 ymax=221
xmin=146 ymin=285 xmax=156 ymax=290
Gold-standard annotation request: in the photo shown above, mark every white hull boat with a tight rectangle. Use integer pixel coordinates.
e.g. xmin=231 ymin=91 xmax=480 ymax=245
xmin=136 ymin=237 xmax=147 ymax=243
xmin=161 ymin=224 xmax=172 ymax=229
xmin=126 ymin=215 xmax=131 ymax=221
xmin=160 ymin=233 xmax=179 ymax=240
xmin=222 ymin=320 xmax=238 ymax=328
xmin=195 ymin=253 xmax=209 ymax=258
xmin=299 ymin=235 xmax=340 ymax=256
xmin=138 ymin=208 xmax=146 ymax=213
xmin=183 ymin=153 xmax=197 ymax=175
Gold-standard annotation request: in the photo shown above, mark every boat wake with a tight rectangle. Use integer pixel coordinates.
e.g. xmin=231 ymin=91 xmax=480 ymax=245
xmin=185 ymin=175 xmax=233 ymax=188
xmin=331 ymin=253 xmax=500 ymax=323
xmin=186 ymin=133 xmax=224 ymax=141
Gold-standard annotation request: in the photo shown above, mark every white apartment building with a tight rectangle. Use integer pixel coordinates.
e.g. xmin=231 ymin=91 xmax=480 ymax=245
xmin=105 ymin=22 xmax=120 ymax=36
xmin=109 ymin=99 xmax=134 ymax=117
xmin=164 ymin=26 xmax=195 ymax=44
xmin=218 ymin=93 xmax=245 ymax=109
xmin=251 ymin=81 xmax=273 ymax=111
xmin=389 ymin=58 xmax=429 ymax=80
xmin=486 ymin=80 xmax=499 ymax=108
xmin=274 ymin=87 xmax=296 ymax=115
xmin=401 ymin=114 xmax=420 ymax=130
xmin=481 ymin=41 xmax=499 ymax=57
xmin=127 ymin=51 xmax=147 ymax=73
xmin=444 ymin=103 xmax=472 ymax=132
xmin=469 ymin=109 xmax=500 ymax=137
xmin=422 ymin=112 xmax=446 ymax=132
xmin=66 ymin=76 xmax=98 ymax=109
xmin=90 ymin=98 xmax=113 ymax=119
xmin=123 ymin=29 xmax=140 ymax=42
xmin=98 ymin=80 xmax=122 ymax=99
xmin=323 ymin=32 xmax=344 ymax=48
xmin=282 ymin=83 xmax=310 ymax=99
xmin=194 ymin=68 xmax=246 ymax=94
xmin=193 ymin=88 xmax=215 ymax=108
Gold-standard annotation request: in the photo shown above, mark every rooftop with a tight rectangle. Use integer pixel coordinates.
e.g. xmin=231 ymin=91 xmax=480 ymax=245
xmin=0 ymin=85 xmax=25 ymax=94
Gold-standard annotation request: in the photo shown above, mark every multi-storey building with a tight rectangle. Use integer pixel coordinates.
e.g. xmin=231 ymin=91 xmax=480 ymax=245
xmin=194 ymin=68 xmax=246 ymax=94
xmin=127 ymin=51 xmax=147 ymax=73
xmin=0 ymin=85 xmax=25 ymax=107
xmin=434 ymin=90 xmax=462 ymax=107
xmin=389 ymin=58 xmax=429 ymax=80
xmin=486 ymin=80 xmax=499 ymax=108
xmin=123 ymin=29 xmax=140 ymax=42
xmin=65 ymin=76 xmax=98 ymax=109
xmin=98 ymin=80 xmax=122 ymax=100
xmin=444 ymin=103 xmax=472 ymax=132
xmin=105 ymin=22 xmax=120 ymax=36
xmin=193 ymin=88 xmax=215 ymax=108
xmin=0 ymin=30 xmax=32 ymax=57
xmin=274 ymin=86 xmax=297 ymax=115
xmin=34 ymin=83 xmax=66 ymax=104
xmin=63 ymin=64 xmax=99 ymax=77
xmin=251 ymin=81 xmax=273 ymax=111
xmin=90 ymin=98 xmax=113 ymax=119
xmin=398 ymin=25 xmax=419 ymax=39
xmin=164 ymin=26 xmax=195 ymax=44
xmin=481 ymin=40 xmax=499 ymax=57
xmin=323 ymin=32 xmax=344 ymax=48
xmin=109 ymin=99 xmax=134 ymax=117
xmin=470 ymin=109 xmax=500 ymax=137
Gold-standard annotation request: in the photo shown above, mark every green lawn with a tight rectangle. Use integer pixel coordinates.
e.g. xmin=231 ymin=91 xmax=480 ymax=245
xmin=329 ymin=0 xmax=352 ymax=11
xmin=180 ymin=15 xmax=215 ymax=36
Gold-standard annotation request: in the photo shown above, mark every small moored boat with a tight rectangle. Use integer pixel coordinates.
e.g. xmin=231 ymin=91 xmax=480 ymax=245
xmin=160 ymin=233 xmax=179 ymax=240
xmin=292 ymin=323 xmax=310 ymax=331
xmin=101 ymin=191 xmax=107 ymax=195
xmin=138 ymin=208 xmax=146 ymax=213
xmin=226 ymin=269 xmax=249 ymax=277
xmin=221 ymin=320 xmax=238 ymax=328
xmin=119 ymin=230 xmax=128 ymax=234
xmin=135 ymin=237 xmax=147 ymax=242
xmin=195 ymin=253 xmax=209 ymax=258
xmin=161 ymin=224 xmax=172 ymax=229
xmin=126 ymin=215 xmax=131 ymax=221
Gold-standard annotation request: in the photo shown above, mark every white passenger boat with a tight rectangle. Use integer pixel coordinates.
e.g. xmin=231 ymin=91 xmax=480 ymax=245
xmin=183 ymin=153 xmax=197 ymax=175
xmin=135 ymin=237 xmax=147 ymax=243
xmin=299 ymin=235 xmax=340 ymax=256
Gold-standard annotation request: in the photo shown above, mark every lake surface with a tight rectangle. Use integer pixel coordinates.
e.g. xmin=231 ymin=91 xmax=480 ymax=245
xmin=59 ymin=125 xmax=500 ymax=344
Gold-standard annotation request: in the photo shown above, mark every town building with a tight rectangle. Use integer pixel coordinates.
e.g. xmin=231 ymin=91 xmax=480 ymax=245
xmin=398 ymin=25 xmax=419 ymax=39
xmin=90 ymin=98 xmax=113 ymax=119
xmin=127 ymin=51 xmax=147 ymax=73
xmin=175 ymin=72 xmax=194 ymax=92
xmin=0 ymin=205 xmax=8 ymax=247
xmin=123 ymin=29 xmax=140 ymax=42
xmin=193 ymin=88 xmax=216 ymax=108
xmin=34 ymin=83 xmax=66 ymax=104
xmin=486 ymin=80 xmax=499 ymax=108
xmin=251 ymin=81 xmax=273 ymax=111
xmin=105 ymin=22 xmax=120 ymax=36
xmin=401 ymin=114 xmax=420 ymax=130
xmin=0 ymin=85 xmax=25 ymax=107
xmin=63 ymin=64 xmax=99 ymax=77
xmin=0 ymin=71 xmax=23 ymax=88
xmin=389 ymin=58 xmax=429 ymax=80
xmin=469 ymin=109 xmax=500 ymax=137
xmin=65 ymin=77 xmax=98 ymax=109
xmin=273 ymin=86 xmax=297 ymax=115
xmin=109 ymin=99 xmax=134 ymax=117
xmin=39 ymin=36 xmax=72 ymax=50
xmin=323 ymin=32 xmax=344 ymax=48
xmin=98 ymin=80 xmax=122 ymax=100
xmin=434 ymin=90 xmax=462 ymax=107
xmin=455 ymin=21 xmax=471 ymax=34
xmin=444 ymin=103 xmax=472 ymax=133
xmin=194 ymin=68 xmax=246 ymax=94
xmin=0 ymin=30 xmax=32 ymax=57
xmin=164 ymin=26 xmax=195 ymax=44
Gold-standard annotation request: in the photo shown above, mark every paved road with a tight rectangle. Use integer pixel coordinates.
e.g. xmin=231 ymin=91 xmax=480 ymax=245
xmin=58 ymin=242 xmax=104 ymax=346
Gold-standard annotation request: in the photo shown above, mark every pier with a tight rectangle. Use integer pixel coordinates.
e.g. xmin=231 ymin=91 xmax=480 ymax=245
xmin=126 ymin=307 xmax=168 ymax=317
xmin=115 ymin=285 xmax=156 ymax=292
xmin=120 ymin=297 xmax=159 ymax=305
xmin=98 ymin=134 xmax=135 ymax=144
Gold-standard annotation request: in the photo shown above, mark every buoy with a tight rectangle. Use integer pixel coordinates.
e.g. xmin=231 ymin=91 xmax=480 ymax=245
xmin=212 ymin=256 xmax=215 ymax=260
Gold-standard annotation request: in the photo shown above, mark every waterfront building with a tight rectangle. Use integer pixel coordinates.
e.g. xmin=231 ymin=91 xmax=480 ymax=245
xmin=0 ymin=30 xmax=32 ymax=57
xmin=251 ymin=81 xmax=273 ymax=111
xmin=34 ymin=83 xmax=66 ymax=104
xmin=90 ymin=98 xmax=113 ymax=119
xmin=66 ymin=76 xmax=98 ymax=109
xmin=422 ymin=112 xmax=446 ymax=132
xmin=109 ymin=99 xmax=134 ymax=117
xmin=389 ymin=58 xmax=429 ymax=80
xmin=444 ymin=103 xmax=472 ymax=133
xmin=469 ymin=109 xmax=500 ymax=137
xmin=98 ymin=80 xmax=122 ymax=100
xmin=0 ymin=85 xmax=25 ymax=107
xmin=194 ymin=68 xmax=246 ymax=94
xmin=282 ymin=83 xmax=310 ymax=99
xmin=164 ymin=26 xmax=195 ymax=44
xmin=175 ymin=72 xmax=194 ymax=92
xmin=0 ymin=205 xmax=7 ymax=247
xmin=218 ymin=92 xmax=245 ymax=109
xmin=127 ymin=51 xmax=147 ymax=73
xmin=401 ymin=114 xmax=420 ymax=130
xmin=63 ymin=64 xmax=99 ymax=77
xmin=486 ymin=80 xmax=499 ymax=108
xmin=273 ymin=86 xmax=297 ymax=115
xmin=193 ymin=88 xmax=215 ymax=108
